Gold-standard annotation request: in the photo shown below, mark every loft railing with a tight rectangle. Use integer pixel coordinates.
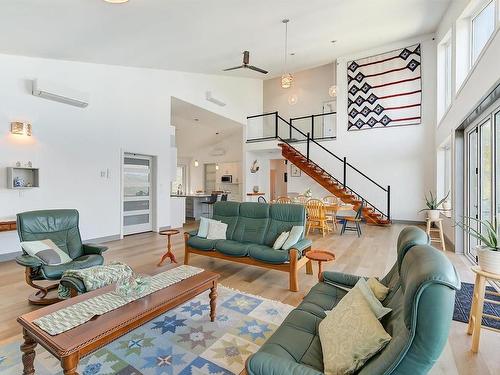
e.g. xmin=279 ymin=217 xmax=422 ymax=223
xmin=247 ymin=111 xmax=336 ymax=142
xmin=246 ymin=112 xmax=391 ymax=221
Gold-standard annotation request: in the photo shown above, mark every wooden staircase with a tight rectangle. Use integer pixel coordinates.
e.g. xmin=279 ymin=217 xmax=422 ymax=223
xmin=279 ymin=143 xmax=391 ymax=225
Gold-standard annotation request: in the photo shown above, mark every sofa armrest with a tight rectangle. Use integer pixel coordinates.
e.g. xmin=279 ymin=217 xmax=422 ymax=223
xmin=290 ymin=238 xmax=312 ymax=253
xmin=185 ymin=230 xmax=198 ymax=238
xmin=247 ymin=352 xmax=322 ymax=375
xmin=322 ymin=271 xmax=363 ymax=288
xmin=82 ymin=243 xmax=108 ymax=255
xmin=15 ymin=254 xmax=42 ymax=268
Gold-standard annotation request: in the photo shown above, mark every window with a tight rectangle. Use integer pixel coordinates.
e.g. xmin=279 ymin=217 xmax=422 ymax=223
xmin=171 ymin=165 xmax=186 ymax=194
xmin=437 ymin=31 xmax=452 ymax=121
xmin=437 ymin=138 xmax=452 ymax=217
xmin=471 ymin=0 xmax=495 ymax=64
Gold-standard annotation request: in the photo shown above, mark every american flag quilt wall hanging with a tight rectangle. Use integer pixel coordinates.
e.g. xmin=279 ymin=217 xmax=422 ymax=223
xmin=347 ymin=44 xmax=421 ymax=131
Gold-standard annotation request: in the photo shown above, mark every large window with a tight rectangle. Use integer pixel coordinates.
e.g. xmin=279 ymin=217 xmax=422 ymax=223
xmin=437 ymin=32 xmax=452 ymax=121
xmin=471 ymin=0 xmax=495 ymax=64
xmin=437 ymin=138 xmax=452 ymax=217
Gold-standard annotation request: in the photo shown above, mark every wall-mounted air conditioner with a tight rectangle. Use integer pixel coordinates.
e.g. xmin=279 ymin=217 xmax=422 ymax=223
xmin=31 ymin=79 xmax=89 ymax=108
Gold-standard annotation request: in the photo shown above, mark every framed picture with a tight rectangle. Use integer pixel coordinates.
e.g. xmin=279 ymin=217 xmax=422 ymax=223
xmin=290 ymin=164 xmax=301 ymax=177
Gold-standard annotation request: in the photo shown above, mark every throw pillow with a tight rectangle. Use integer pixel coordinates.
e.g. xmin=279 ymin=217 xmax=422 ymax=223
xmin=21 ymin=239 xmax=72 ymax=265
xmin=319 ymin=287 xmax=392 ymax=375
xmin=367 ymin=277 xmax=390 ymax=301
xmin=206 ymin=221 xmax=227 ymax=240
xmin=354 ymin=278 xmax=392 ymax=319
xmin=273 ymin=231 xmax=290 ymax=250
xmin=282 ymin=226 xmax=304 ymax=250
xmin=198 ymin=217 xmax=219 ymax=238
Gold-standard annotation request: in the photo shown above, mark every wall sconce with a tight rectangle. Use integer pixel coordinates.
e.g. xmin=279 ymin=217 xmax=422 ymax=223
xmin=215 ymin=163 xmax=219 ymax=170
xmin=10 ymin=122 xmax=32 ymax=136
xmin=194 ymin=160 xmax=199 ymax=167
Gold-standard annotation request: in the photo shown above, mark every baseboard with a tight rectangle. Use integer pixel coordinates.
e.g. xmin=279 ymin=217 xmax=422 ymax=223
xmin=85 ymin=234 xmax=121 ymax=243
xmin=0 ymin=251 xmax=21 ymax=262
xmin=392 ymin=219 xmax=426 ymax=225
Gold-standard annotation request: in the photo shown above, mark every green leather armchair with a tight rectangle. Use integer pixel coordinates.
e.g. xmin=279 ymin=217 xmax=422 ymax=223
xmin=15 ymin=209 xmax=107 ymax=304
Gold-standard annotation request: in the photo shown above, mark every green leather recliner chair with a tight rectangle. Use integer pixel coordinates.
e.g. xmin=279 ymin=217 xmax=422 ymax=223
xmin=246 ymin=226 xmax=461 ymax=375
xmin=15 ymin=209 xmax=107 ymax=304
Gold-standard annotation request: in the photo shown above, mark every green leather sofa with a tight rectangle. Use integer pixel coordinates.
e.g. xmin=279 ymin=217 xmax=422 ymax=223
xmin=184 ymin=202 xmax=313 ymax=291
xmin=246 ymin=226 xmax=461 ymax=375
xmin=15 ymin=209 xmax=107 ymax=304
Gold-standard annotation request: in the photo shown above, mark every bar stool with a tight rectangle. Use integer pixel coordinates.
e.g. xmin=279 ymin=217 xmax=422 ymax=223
xmin=157 ymin=229 xmax=180 ymax=266
xmin=425 ymin=217 xmax=446 ymax=251
xmin=201 ymin=193 xmax=218 ymax=218
xmin=467 ymin=266 xmax=500 ymax=353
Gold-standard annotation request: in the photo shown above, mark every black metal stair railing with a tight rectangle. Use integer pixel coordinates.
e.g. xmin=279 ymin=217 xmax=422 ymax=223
xmin=246 ymin=112 xmax=391 ymax=221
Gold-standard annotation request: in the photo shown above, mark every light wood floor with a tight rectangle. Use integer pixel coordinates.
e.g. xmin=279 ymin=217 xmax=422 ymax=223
xmin=0 ymin=222 xmax=498 ymax=374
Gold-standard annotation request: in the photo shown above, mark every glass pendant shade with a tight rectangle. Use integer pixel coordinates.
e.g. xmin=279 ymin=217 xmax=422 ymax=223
xmin=281 ymin=73 xmax=293 ymax=89
xmin=329 ymin=85 xmax=337 ymax=97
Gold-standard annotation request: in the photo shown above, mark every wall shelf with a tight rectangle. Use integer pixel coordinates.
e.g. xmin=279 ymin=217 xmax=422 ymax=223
xmin=7 ymin=167 xmax=40 ymax=189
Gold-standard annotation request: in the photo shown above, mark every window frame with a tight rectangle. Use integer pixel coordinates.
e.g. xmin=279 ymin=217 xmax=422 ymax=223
xmin=470 ymin=0 xmax=496 ymax=66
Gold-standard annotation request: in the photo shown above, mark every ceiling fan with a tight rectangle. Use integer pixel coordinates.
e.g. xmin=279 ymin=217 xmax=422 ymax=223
xmin=223 ymin=51 xmax=268 ymax=74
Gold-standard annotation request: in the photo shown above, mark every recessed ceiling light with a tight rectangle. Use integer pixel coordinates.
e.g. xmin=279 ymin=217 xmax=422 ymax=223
xmin=104 ymin=0 xmax=129 ymax=4
xmin=331 ymin=40 xmax=337 ymax=44
xmin=194 ymin=118 xmax=199 ymax=122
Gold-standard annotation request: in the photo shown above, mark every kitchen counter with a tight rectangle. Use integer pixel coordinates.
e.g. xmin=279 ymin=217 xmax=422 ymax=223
xmin=171 ymin=195 xmax=211 ymax=220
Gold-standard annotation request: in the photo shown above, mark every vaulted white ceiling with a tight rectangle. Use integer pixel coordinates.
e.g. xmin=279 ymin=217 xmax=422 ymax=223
xmin=171 ymin=97 xmax=242 ymax=157
xmin=0 ymin=0 xmax=450 ymax=78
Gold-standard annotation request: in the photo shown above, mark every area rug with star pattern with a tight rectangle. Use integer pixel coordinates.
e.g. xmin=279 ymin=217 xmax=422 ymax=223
xmin=0 ymin=286 xmax=294 ymax=375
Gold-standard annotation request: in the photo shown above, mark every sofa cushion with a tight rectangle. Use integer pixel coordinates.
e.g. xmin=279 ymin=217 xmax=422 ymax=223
xmin=188 ymin=236 xmax=218 ymax=251
xmin=319 ymin=287 xmax=392 ymax=375
xmin=212 ymin=201 xmax=240 ymax=239
xmin=298 ymin=282 xmax=347 ymax=318
xmin=231 ymin=203 xmax=270 ymax=244
xmin=215 ymin=240 xmax=251 ymax=257
xmin=41 ymin=254 xmax=104 ymax=280
xmin=248 ymin=245 xmax=291 ymax=264
xmin=264 ymin=204 xmax=306 ymax=247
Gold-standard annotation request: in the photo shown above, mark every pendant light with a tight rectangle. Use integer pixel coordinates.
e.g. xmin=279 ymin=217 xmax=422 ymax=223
xmin=281 ymin=19 xmax=293 ymax=89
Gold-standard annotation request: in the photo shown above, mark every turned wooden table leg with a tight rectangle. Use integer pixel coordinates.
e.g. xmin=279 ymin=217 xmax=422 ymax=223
xmin=21 ymin=328 xmax=37 ymax=375
xmin=317 ymin=261 xmax=324 ymax=281
xmin=61 ymin=353 xmax=80 ymax=375
xmin=209 ymin=282 xmax=218 ymax=322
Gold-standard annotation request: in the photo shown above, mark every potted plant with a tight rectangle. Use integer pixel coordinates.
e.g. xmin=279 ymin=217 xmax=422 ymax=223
xmin=458 ymin=218 xmax=500 ymax=274
xmin=419 ymin=191 xmax=449 ymax=220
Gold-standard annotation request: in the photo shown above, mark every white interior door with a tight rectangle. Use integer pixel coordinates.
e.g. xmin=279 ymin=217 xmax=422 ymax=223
xmin=123 ymin=153 xmax=153 ymax=235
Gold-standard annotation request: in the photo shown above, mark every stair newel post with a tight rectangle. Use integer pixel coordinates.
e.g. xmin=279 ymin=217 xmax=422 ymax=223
xmin=311 ymin=115 xmax=315 ymax=140
xmin=306 ymin=132 xmax=310 ymax=162
xmin=274 ymin=111 xmax=279 ymax=138
xmin=343 ymin=157 xmax=347 ymax=188
xmin=387 ymin=185 xmax=391 ymax=221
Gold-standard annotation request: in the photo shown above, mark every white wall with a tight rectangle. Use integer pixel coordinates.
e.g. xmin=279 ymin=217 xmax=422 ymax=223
xmin=188 ymin=130 xmax=243 ymax=196
xmin=258 ymin=36 xmax=437 ymax=221
xmin=0 ymin=53 xmax=262 ymax=256
xmin=434 ymin=0 xmax=500 ymax=249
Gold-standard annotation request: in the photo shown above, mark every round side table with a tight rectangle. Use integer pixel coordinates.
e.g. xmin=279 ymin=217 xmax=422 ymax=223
xmin=157 ymin=229 xmax=180 ymax=266
xmin=305 ymin=250 xmax=336 ymax=280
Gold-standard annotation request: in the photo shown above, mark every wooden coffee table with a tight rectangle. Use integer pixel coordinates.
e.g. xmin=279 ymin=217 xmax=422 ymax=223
xmin=306 ymin=250 xmax=336 ymax=280
xmin=18 ymin=269 xmax=219 ymax=375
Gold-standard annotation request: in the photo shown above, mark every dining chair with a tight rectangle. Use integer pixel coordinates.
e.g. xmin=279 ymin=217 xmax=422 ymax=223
xmin=257 ymin=196 xmax=267 ymax=203
xmin=340 ymin=200 xmax=364 ymax=237
xmin=276 ymin=196 xmax=292 ymax=204
xmin=306 ymin=199 xmax=331 ymax=237
xmin=323 ymin=195 xmax=340 ymax=230
xmin=296 ymin=195 xmax=309 ymax=204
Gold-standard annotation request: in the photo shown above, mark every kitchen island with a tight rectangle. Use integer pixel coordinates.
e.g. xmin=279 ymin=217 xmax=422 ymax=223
xmin=170 ymin=194 xmax=211 ymax=220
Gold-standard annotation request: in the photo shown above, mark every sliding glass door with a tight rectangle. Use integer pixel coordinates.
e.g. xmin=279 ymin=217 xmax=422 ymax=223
xmin=465 ymin=105 xmax=500 ymax=263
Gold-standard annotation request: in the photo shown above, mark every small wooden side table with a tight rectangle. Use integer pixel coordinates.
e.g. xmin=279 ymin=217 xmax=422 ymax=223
xmin=467 ymin=266 xmax=500 ymax=353
xmin=157 ymin=229 xmax=180 ymax=266
xmin=306 ymin=250 xmax=336 ymax=280
xmin=425 ymin=218 xmax=446 ymax=251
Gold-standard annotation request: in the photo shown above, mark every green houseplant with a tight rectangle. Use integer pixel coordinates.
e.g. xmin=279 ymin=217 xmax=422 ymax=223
xmin=419 ymin=191 xmax=450 ymax=220
xmin=457 ymin=217 xmax=500 ymax=274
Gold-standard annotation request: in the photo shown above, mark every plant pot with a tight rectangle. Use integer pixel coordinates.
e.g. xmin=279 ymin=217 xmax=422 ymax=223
xmin=476 ymin=246 xmax=500 ymax=274
xmin=427 ymin=210 xmax=440 ymax=221
xmin=253 ymin=186 xmax=259 ymax=193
